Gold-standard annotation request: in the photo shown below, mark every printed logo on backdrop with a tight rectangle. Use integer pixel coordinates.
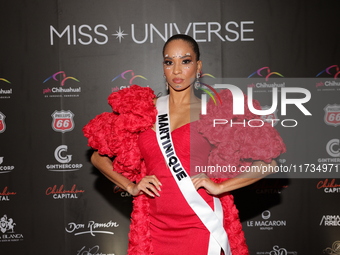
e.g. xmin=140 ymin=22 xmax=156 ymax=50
xmin=0 ymin=111 xmax=6 ymax=133
xmin=256 ymin=245 xmax=297 ymax=255
xmin=324 ymin=104 xmax=340 ymax=127
xmin=323 ymin=240 xmax=340 ymax=255
xmin=320 ymin=215 xmax=340 ymax=226
xmin=0 ymin=157 xmax=15 ymax=174
xmin=317 ymin=179 xmax=340 ymax=194
xmin=49 ymin=21 xmax=255 ymax=46
xmin=113 ymin=185 xmax=132 ymax=198
xmin=46 ymin=184 xmax=85 ymax=199
xmin=46 ymin=145 xmax=83 ymax=172
xmin=317 ymin=139 xmax=340 ymax=164
xmin=77 ymin=245 xmax=115 ymax=255
xmin=0 ymin=214 xmax=24 ymax=242
xmin=316 ymin=65 xmax=340 ymax=92
xmin=51 ymin=110 xmax=75 ymax=132
xmin=0 ymin=78 xmax=12 ymax=99
xmin=0 ymin=186 xmax=17 ymax=202
xmin=247 ymin=67 xmax=285 ymax=92
xmin=111 ymin=70 xmax=148 ymax=92
xmin=246 ymin=210 xmax=287 ymax=230
xmin=43 ymin=71 xmax=81 ymax=98
xmin=65 ymin=220 xmax=119 ymax=236
xmin=248 ymin=179 xmax=288 ymax=194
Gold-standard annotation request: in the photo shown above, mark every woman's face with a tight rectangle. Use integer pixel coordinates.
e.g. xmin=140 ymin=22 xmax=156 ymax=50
xmin=163 ymin=39 xmax=202 ymax=91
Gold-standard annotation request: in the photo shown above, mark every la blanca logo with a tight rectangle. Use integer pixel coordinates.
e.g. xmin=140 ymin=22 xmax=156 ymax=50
xmin=51 ymin=110 xmax=75 ymax=133
xmin=45 ymin=145 xmax=83 ymax=172
xmin=0 ymin=214 xmax=24 ymax=242
xmin=0 ymin=214 xmax=15 ymax=233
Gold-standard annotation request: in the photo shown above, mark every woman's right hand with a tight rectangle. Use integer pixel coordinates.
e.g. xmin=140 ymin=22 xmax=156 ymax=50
xmin=127 ymin=175 xmax=162 ymax=197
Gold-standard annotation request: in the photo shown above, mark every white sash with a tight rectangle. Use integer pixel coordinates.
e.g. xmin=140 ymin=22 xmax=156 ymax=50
xmin=155 ymin=95 xmax=232 ymax=255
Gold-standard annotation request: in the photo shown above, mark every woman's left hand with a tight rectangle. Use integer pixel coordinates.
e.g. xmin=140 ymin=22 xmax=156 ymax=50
xmin=191 ymin=173 xmax=223 ymax=196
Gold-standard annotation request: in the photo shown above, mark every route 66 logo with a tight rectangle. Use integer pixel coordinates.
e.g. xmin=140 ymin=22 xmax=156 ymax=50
xmin=51 ymin=110 xmax=74 ymax=133
xmin=0 ymin=112 xmax=6 ymax=133
xmin=324 ymin=104 xmax=340 ymax=127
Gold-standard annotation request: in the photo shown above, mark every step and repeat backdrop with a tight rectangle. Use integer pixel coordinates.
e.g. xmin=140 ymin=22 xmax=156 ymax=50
xmin=1 ymin=1 xmax=340 ymax=254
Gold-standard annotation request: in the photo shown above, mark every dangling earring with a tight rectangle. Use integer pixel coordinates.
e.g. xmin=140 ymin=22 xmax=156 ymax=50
xmin=163 ymin=74 xmax=168 ymax=90
xmin=194 ymin=73 xmax=201 ymax=90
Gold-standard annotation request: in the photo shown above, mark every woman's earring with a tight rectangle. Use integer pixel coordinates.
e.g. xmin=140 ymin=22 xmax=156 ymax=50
xmin=164 ymin=74 xmax=168 ymax=90
xmin=194 ymin=73 xmax=201 ymax=90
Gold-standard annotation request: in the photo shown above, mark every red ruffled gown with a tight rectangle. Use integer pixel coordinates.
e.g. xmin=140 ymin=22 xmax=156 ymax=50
xmin=83 ymin=85 xmax=286 ymax=255
xmin=138 ymin=123 xmax=214 ymax=255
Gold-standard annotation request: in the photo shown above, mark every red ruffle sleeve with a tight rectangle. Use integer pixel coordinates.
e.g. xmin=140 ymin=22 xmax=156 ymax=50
xmin=197 ymin=88 xmax=286 ymax=177
xmin=82 ymin=85 xmax=157 ymax=182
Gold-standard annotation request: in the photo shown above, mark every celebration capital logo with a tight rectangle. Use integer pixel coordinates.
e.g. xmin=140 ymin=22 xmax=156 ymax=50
xmin=317 ymin=179 xmax=340 ymax=194
xmin=45 ymin=184 xmax=85 ymax=199
xmin=43 ymin=71 xmax=81 ymax=98
xmin=111 ymin=69 xmax=148 ymax=92
xmin=0 ymin=186 xmax=17 ymax=202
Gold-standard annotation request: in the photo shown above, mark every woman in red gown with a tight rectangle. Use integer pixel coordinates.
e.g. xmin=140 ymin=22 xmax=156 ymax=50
xmin=83 ymin=34 xmax=286 ymax=255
